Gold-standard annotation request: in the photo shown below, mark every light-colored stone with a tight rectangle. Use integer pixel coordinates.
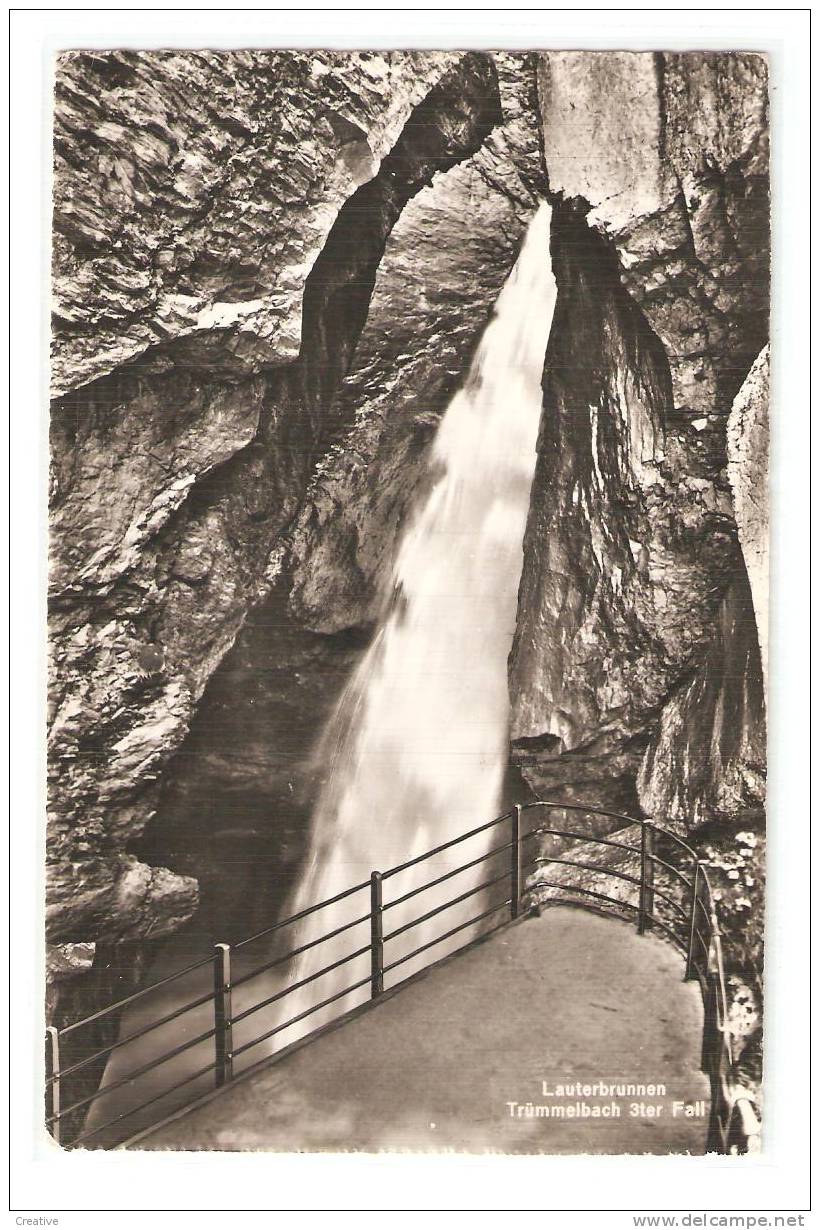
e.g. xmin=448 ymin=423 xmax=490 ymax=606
xmin=727 ymin=346 xmax=770 ymax=694
xmin=509 ymin=52 xmax=769 ymax=819
xmin=538 ymin=52 xmax=669 ymax=232
xmin=52 ymin=50 xmax=463 ymax=397
xmin=134 ymin=54 xmax=549 ymax=933
xmin=48 ymin=52 xmax=517 ymax=945
xmin=289 ymin=54 xmax=546 ymax=632
xmin=637 ymin=571 xmax=766 ymax=824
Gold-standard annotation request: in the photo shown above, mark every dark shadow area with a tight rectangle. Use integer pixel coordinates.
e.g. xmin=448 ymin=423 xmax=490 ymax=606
xmin=136 ymin=581 xmax=376 ymax=950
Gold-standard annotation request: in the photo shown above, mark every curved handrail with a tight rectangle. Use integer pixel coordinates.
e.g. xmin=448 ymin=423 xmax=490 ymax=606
xmin=45 ymin=799 xmax=758 ymax=1154
xmin=521 ymin=800 xmax=758 ymax=1155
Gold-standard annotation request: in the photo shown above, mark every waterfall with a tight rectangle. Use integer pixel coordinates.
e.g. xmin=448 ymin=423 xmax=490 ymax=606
xmin=267 ymin=201 xmax=556 ymax=1052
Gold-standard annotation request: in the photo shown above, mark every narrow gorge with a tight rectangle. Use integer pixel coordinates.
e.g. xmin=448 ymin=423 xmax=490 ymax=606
xmin=48 ymin=49 xmax=769 ymax=1136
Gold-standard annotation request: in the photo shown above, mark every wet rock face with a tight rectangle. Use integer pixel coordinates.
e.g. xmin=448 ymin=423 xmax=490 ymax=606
xmin=510 ymin=200 xmax=738 ymax=811
xmin=52 ymin=50 xmax=464 ymax=397
xmin=510 ymin=52 xmax=769 ymax=821
xmin=539 ymin=52 xmax=769 ymax=427
xmin=49 ymin=47 xmax=769 ymax=1019
xmin=637 ymin=563 xmax=766 ymax=826
xmin=290 ymin=54 xmax=546 ymax=633
xmin=48 ymin=51 xmax=507 ymax=947
xmin=137 ymin=584 xmax=373 ymax=944
xmin=137 ymin=53 xmax=548 ymax=932
xmin=727 ymin=345 xmax=769 ymax=691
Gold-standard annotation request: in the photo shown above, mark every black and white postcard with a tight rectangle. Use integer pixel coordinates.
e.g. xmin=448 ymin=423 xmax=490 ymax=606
xmin=8 ymin=7 xmax=811 ymax=1221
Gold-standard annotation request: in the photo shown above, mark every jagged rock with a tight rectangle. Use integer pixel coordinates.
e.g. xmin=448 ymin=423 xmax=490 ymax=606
xmin=49 ymin=54 xmax=770 ymax=1131
xmin=46 ymin=941 xmax=96 ymax=989
xmin=52 ymin=50 xmax=464 ymax=397
xmin=637 ymin=567 xmax=766 ymax=825
xmin=137 ymin=53 xmax=550 ymax=929
xmin=48 ymin=51 xmax=507 ymax=946
xmin=509 ymin=199 xmax=736 ymax=811
xmin=727 ymin=346 xmax=770 ymax=692
xmin=289 ymin=53 xmax=546 ymax=632
xmin=509 ymin=52 xmax=769 ymax=820
xmin=539 ymin=52 xmax=769 ymax=430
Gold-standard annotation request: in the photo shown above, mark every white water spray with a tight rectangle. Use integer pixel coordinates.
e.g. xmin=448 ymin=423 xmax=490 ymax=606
xmin=77 ymin=204 xmax=557 ymax=1144
xmin=267 ymin=202 xmax=557 ymax=1049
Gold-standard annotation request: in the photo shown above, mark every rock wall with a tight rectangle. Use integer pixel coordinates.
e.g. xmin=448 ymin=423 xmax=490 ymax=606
xmin=289 ymin=53 xmax=546 ymax=634
xmin=47 ymin=56 xmax=561 ymax=1135
xmin=509 ymin=51 xmax=769 ymax=824
xmin=637 ymin=563 xmax=766 ymax=825
xmin=727 ymin=345 xmax=770 ymax=694
xmin=137 ymin=52 xmax=548 ymax=939
xmin=48 ymin=51 xmax=770 ymax=1119
xmin=48 ymin=50 xmax=508 ymax=953
xmin=52 ymin=50 xmax=464 ymax=397
xmin=507 ymin=51 xmax=769 ymax=1115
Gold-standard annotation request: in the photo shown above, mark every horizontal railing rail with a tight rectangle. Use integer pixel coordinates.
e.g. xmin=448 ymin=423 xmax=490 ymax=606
xmin=45 ymin=800 xmax=757 ymax=1154
xmin=519 ymin=801 xmax=759 ymax=1154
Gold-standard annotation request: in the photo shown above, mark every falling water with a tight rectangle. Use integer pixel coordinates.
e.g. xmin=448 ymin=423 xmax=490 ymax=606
xmin=78 ymin=204 xmax=555 ymax=1145
xmin=258 ymin=202 xmax=557 ymax=1053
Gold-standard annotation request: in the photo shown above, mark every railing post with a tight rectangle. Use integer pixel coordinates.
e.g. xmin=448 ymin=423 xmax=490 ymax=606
xmin=370 ymin=871 xmax=384 ymax=998
xmin=701 ymin=971 xmax=721 ymax=1074
xmin=510 ymin=805 xmax=523 ymax=919
xmin=213 ymin=942 xmax=233 ymax=1087
xmin=644 ymin=824 xmax=655 ymax=928
xmin=686 ymin=861 xmax=702 ymax=980
xmin=45 ymin=1026 xmax=61 ymax=1145
xmin=638 ymin=822 xmax=655 ymax=934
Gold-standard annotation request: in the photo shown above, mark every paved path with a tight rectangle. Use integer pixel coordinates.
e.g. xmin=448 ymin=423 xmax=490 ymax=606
xmin=134 ymin=907 xmax=710 ymax=1155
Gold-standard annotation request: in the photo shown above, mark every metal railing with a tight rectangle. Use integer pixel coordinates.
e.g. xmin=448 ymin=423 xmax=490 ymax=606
xmin=45 ymin=801 xmax=759 ymax=1153
xmin=519 ymin=801 xmax=760 ymax=1154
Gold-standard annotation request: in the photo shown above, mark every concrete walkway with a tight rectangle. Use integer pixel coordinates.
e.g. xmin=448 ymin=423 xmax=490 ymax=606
xmin=134 ymin=907 xmax=710 ymax=1155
